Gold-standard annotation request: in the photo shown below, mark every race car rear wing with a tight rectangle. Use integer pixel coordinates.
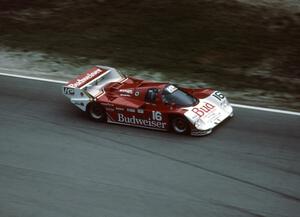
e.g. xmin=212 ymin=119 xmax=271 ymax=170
xmin=62 ymin=65 xmax=125 ymax=111
xmin=66 ymin=66 xmax=110 ymax=89
xmin=63 ymin=65 xmax=125 ymax=96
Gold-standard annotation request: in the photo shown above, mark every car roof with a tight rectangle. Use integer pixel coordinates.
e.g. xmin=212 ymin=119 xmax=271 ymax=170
xmin=101 ymin=77 xmax=168 ymax=102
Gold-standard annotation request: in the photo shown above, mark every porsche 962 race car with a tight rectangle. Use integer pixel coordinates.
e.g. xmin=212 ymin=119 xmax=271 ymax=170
xmin=63 ymin=66 xmax=233 ymax=136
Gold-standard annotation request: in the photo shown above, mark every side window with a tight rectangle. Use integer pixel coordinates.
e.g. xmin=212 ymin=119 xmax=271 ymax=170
xmin=145 ymin=88 xmax=158 ymax=103
xmin=161 ymin=93 xmax=170 ymax=104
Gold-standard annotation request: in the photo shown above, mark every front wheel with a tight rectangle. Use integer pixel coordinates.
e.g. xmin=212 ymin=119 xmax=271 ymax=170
xmin=87 ymin=103 xmax=106 ymax=122
xmin=171 ymin=116 xmax=190 ymax=135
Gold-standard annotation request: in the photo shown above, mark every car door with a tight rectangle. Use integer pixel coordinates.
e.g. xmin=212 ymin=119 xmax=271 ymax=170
xmin=141 ymin=88 xmax=168 ymax=130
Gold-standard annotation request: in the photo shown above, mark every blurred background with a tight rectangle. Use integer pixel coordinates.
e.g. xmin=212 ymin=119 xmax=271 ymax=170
xmin=0 ymin=0 xmax=299 ymax=110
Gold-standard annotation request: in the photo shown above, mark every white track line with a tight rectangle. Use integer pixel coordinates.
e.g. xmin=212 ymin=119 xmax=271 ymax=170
xmin=231 ymin=103 xmax=300 ymax=116
xmin=0 ymin=72 xmax=299 ymax=116
xmin=0 ymin=72 xmax=66 ymax=84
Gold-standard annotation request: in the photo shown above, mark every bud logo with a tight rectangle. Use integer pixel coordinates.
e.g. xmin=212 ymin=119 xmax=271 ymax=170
xmin=68 ymin=68 xmax=103 ymax=88
xmin=192 ymin=102 xmax=215 ymax=118
xmin=117 ymin=113 xmax=167 ymax=129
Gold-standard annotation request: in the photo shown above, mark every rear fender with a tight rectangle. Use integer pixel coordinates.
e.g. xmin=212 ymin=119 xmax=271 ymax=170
xmin=69 ymin=88 xmax=92 ymax=111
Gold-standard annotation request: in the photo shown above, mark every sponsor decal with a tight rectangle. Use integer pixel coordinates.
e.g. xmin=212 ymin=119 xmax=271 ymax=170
xmin=127 ymin=108 xmax=135 ymax=113
xmin=117 ymin=113 xmax=167 ymax=129
xmin=116 ymin=107 xmax=124 ymax=111
xmin=106 ymin=108 xmax=115 ymax=112
xmin=68 ymin=68 xmax=103 ymax=88
xmin=192 ymin=102 xmax=215 ymax=118
xmin=119 ymin=89 xmax=133 ymax=94
xmin=190 ymin=128 xmax=211 ymax=136
xmin=101 ymin=102 xmax=114 ymax=107
xmin=120 ymin=94 xmax=131 ymax=97
xmin=74 ymin=102 xmax=84 ymax=106
xmin=137 ymin=109 xmax=144 ymax=114
xmin=63 ymin=87 xmax=75 ymax=95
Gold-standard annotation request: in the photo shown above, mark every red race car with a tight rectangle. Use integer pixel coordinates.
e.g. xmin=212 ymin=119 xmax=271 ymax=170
xmin=63 ymin=66 xmax=233 ymax=136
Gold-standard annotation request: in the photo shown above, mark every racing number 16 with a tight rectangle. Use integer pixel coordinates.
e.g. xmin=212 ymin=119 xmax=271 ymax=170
xmin=212 ymin=91 xmax=225 ymax=101
xmin=152 ymin=111 xmax=162 ymax=121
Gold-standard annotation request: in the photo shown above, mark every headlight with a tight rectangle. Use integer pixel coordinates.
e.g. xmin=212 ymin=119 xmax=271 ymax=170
xmin=195 ymin=120 xmax=202 ymax=129
xmin=220 ymin=97 xmax=228 ymax=108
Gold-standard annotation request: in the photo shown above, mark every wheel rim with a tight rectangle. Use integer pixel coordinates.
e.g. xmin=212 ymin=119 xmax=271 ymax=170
xmin=173 ymin=118 xmax=187 ymax=133
xmin=90 ymin=104 xmax=104 ymax=119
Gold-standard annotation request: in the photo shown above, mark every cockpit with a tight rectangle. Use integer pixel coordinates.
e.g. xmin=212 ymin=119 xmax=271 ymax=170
xmin=162 ymin=84 xmax=198 ymax=107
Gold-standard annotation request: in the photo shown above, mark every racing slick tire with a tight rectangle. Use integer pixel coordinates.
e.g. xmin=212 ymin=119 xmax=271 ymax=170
xmin=87 ymin=102 xmax=106 ymax=122
xmin=171 ymin=116 xmax=190 ymax=135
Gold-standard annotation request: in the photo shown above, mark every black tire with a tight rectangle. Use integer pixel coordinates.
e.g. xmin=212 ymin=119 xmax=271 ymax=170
xmin=171 ymin=116 xmax=190 ymax=135
xmin=86 ymin=103 xmax=106 ymax=122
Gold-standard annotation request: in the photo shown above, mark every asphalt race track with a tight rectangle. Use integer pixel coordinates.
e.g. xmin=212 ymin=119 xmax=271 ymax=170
xmin=0 ymin=75 xmax=299 ymax=217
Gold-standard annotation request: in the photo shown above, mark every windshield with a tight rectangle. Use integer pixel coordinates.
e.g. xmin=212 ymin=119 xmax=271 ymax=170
xmin=162 ymin=84 xmax=198 ymax=107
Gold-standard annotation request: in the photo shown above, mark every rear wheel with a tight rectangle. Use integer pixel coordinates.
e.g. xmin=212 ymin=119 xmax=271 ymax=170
xmin=171 ymin=116 xmax=190 ymax=135
xmin=87 ymin=103 xmax=106 ymax=122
